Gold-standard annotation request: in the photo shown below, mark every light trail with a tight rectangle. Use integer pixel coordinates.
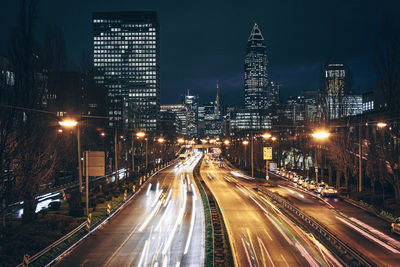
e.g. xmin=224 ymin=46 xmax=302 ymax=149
xmin=138 ymin=239 xmax=149 ymax=267
xmin=163 ymin=189 xmax=172 ymax=207
xmin=336 ymin=216 xmax=400 ymax=254
xmin=258 ymin=237 xmax=276 ymax=267
xmin=264 ymin=212 xmax=293 ymax=246
xmin=241 ymin=237 xmax=254 ymax=267
xmin=146 ymin=183 xmax=152 ymax=196
xmin=184 ymin=192 xmax=196 ymax=254
xmin=349 ymin=217 xmax=400 ymax=248
xmin=162 ymin=180 xmax=187 ymax=255
xmin=151 ymin=189 xmax=163 ymax=208
xmin=295 ymin=242 xmax=319 ymax=267
xmin=139 ymin=200 xmax=162 ymax=232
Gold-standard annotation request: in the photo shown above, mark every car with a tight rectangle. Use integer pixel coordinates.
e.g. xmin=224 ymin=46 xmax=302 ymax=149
xmin=321 ymin=186 xmax=337 ymax=197
xmin=293 ymin=176 xmax=299 ymax=183
xmin=297 ymin=178 xmax=304 ymax=186
xmin=392 ymin=217 xmax=400 ymax=235
xmin=302 ymin=179 xmax=310 ymax=188
xmin=307 ymin=181 xmax=316 ymax=191
xmin=315 ymin=182 xmax=327 ymax=194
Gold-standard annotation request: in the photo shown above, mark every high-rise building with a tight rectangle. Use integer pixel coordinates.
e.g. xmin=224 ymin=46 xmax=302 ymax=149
xmin=93 ymin=11 xmax=160 ymax=131
xmin=160 ymin=104 xmax=187 ymax=136
xmin=235 ymin=23 xmax=273 ymax=132
xmin=183 ymin=90 xmax=198 ymax=138
xmin=244 ymin=23 xmax=268 ymax=110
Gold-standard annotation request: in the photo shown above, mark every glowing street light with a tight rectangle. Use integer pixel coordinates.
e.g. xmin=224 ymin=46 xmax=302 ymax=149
xmin=224 ymin=140 xmax=230 ymax=145
xmin=100 ymin=132 xmax=106 ymax=137
xmin=377 ymin=122 xmax=387 ymax=128
xmin=242 ymin=140 xmax=249 ymax=145
xmin=136 ymin=131 xmax=146 ymax=138
xmin=57 ymin=129 xmax=63 ymax=133
xmin=271 ymin=136 xmax=277 ymax=141
xmin=262 ymin=133 xmax=272 ymax=139
xmin=312 ymin=131 xmax=330 ymax=139
xmin=177 ymin=138 xmax=185 ymax=144
xmin=58 ymin=119 xmax=78 ymax=127
xmin=158 ymin=137 xmax=165 ymax=143
xmin=58 ymin=118 xmax=82 ymax=194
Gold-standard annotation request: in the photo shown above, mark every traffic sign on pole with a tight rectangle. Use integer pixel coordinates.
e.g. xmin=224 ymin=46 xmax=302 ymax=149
xmin=263 ymin=147 xmax=272 ymax=160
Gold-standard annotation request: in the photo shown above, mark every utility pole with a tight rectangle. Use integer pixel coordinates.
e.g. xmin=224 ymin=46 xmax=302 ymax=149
xmin=85 ymin=151 xmax=89 ymax=216
xmin=359 ymin=121 xmax=362 ymax=192
xmin=251 ymin=132 xmax=254 ymax=178
xmin=145 ymin=137 xmax=148 ymax=169
xmin=77 ymin=124 xmax=82 ymax=193
xmin=114 ymin=127 xmax=118 ymax=183
xmin=131 ymin=132 xmax=135 ymax=173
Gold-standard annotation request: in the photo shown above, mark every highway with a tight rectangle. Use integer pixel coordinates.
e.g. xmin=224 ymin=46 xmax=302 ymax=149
xmin=56 ymin=152 xmax=205 ymax=267
xmin=201 ymin=154 xmax=341 ymax=267
xmin=266 ymin=171 xmax=400 ymax=266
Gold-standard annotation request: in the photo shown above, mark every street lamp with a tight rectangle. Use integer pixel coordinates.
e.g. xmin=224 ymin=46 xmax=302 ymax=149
xmin=271 ymin=136 xmax=277 ymax=141
xmin=224 ymin=140 xmax=230 ymax=145
xmin=262 ymin=133 xmax=272 ymax=139
xmin=135 ymin=131 xmax=148 ymax=169
xmin=312 ymin=130 xmax=330 ymax=184
xmin=58 ymin=119 xmax=83 ymax=194
xmin=312 ymin=130 xmax=330 ymax=139
xmin=177 ymin=138 xmax=185 ymax=144
xmin=242 ymin=140 xmax=249 ymax=168
xmin=377 ymin=122 xmax=387 ymax=128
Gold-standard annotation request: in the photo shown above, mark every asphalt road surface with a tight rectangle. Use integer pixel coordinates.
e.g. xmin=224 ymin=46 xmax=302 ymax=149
xmin=266 ymin=171 xmax=400 ymax=266
xmin=56 ymin=152 xmax=205 ymax=267
xmin=201 ymin=154 xmax=341 ymax=267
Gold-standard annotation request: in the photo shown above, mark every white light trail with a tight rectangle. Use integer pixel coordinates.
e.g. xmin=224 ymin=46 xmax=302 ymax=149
xmin=191 ymin=184 xmax=198 ymax=201
xmin=139 ymin=200 xmax=162 ymax=232
xmin=337 ymin=216 xmax=400 ymax=253
xmin=138 ymin=240 xmax=149 ymax=267
xmin=146 ymin=183 xmax=152 ymax=196
xmin=164 ymin=189 xmax=172 ymax=207
xmin=184 ymin=192 xmax=196 ymax=254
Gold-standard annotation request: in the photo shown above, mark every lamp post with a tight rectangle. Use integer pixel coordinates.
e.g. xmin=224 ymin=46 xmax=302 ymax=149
xmin=242 ymin=140 xmax=249 ymax=168
xmin=158 ymin=137 xmax=165 ymax=165
xmin=312 ymin=130 xmax=330 ymax=184
xmin=136 ymin=131 xmax=147 ymax=170
xmin=262 ymin=133 xmax=272 ymax=180
xmin=59 ymin=119 xmax=82 ymax=193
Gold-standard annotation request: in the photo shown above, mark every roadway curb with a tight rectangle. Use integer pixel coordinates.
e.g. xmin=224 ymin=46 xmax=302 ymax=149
xmin=193 ymin=156 xmax=234 ymax=267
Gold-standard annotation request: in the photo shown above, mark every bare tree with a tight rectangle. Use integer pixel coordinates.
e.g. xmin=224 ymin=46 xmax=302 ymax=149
xmin=7 ymin=0 xmax=59 ymax=223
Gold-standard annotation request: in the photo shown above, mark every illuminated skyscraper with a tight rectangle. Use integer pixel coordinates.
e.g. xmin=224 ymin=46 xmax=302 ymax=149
xmin=93 ymin=11 xmax=160 ymax=130
xmin=244 ymin=23 xmax=268 ymax=110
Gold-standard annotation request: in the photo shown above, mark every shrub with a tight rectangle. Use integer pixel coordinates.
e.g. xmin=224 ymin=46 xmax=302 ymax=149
xmin=69 ymin=208 xmax=83 ymax=217
xmin=44 ymin=214 xmax=75 ymax=230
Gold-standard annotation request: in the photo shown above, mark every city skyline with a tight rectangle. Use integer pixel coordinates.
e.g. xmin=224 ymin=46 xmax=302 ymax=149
xmin=1 ymin=0 xmax=400 ymax=106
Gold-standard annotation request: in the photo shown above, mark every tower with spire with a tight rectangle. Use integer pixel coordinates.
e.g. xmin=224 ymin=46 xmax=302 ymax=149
xmin=244 ymin=23 xmax=268 ymax=111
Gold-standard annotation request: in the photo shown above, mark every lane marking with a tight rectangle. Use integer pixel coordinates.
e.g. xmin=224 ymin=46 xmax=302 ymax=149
xmin=280 ymin=254 xmax=290 ymax=267
xmin=102 ymin=223 xmax=140 ymax=267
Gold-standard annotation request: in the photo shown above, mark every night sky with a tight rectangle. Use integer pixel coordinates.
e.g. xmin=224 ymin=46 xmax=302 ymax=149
xmin=1 ymin=0 xmax=399 ymax=106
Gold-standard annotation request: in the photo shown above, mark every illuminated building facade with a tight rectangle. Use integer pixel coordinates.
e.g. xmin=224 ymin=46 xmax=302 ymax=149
xmin=93 ymin=11 xmax=160 ymax=130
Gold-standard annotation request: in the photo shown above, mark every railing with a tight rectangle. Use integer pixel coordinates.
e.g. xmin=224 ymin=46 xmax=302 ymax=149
xmin=17 ymin=161 xmax=175 ymax=267
xmin=259 ymin=187 xmax=375 ymax=267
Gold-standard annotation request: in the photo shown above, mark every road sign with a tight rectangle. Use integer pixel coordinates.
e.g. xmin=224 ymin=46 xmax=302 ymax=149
xmin=83 ymin=151 xmax=105 ymax=177
xmin=263 ymin=147 xmax=272 ymax=160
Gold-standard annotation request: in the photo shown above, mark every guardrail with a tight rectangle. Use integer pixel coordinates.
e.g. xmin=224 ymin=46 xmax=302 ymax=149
xmin=193 ymin=156 xmax=233 ymax=267
xmin=258 ymin=187 xmax=375 ymax=267
xmin=17 ymin=161 xmax=175 ymax=267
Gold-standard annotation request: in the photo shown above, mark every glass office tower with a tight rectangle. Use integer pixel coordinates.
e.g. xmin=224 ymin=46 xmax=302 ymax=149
xmin=244 ymin=23 xmax=268 ymax=110
xmin=93 ymin=11 xmax=160 ymax=131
